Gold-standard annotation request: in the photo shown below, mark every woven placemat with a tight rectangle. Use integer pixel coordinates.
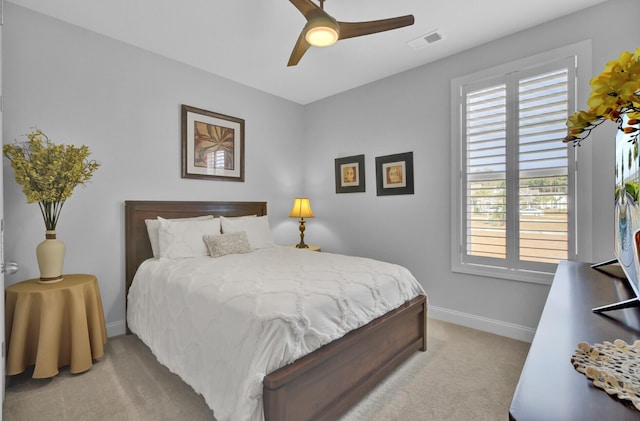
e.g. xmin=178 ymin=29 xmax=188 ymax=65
xmin=571 ymin=339 xmax=640 ymax=411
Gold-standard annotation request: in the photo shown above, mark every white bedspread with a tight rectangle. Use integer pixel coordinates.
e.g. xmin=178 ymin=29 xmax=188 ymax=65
xmin=127 ymin=246 xmax=425 ymax=421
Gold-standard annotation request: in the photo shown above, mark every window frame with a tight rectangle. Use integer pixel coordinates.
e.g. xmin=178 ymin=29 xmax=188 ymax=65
xmin=451 ymin=42 xmax=590 ymax=285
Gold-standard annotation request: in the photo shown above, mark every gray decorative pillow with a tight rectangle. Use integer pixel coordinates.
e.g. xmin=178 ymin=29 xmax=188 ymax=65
xmin=203 ymin=231 xmax=251 ymax=258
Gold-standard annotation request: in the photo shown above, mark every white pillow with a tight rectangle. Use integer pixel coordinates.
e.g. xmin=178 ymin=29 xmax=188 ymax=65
xmin=157 ymin=217 xmax=221 ymax=258
xmin=220 ymin=215 xmax=275 ymax=250
xmin=203 ymin=231 xmax=251 ymax=258
xmin=145 ymin=215 xmax=214 ymax=258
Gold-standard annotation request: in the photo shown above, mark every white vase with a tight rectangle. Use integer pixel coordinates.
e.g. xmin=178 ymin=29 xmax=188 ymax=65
xmin=36 ymin=230 xmax=65 ymax=283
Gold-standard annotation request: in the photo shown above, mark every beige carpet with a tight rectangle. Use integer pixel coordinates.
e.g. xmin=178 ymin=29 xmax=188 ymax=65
xmin=3 ymin=319 xmax=529 ymax=420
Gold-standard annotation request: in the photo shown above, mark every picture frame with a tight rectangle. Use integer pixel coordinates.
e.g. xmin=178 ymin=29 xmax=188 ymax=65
xmin=335 ymin=154 xmax=365 ymax=193
xmin=181 ymin=104 xmax=245 ymax=181
xmin=375 ymin=152 xmax=414 ymax=196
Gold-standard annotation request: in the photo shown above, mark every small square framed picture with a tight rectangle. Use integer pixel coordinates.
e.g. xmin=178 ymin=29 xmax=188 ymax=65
xmin=375 ymin=152 xmax=414 ymax=196
xmin=335 ymin=154 xmax=365 ymax=193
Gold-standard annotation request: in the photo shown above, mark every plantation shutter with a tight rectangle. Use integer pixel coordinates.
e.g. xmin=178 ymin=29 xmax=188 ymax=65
xmin=464 ymin=83 xmax=508 ymax=261
xmin=461 ymin=58 xmax=573 ymax=273
xmin=518 ymin=68 xmax=569 ymax=266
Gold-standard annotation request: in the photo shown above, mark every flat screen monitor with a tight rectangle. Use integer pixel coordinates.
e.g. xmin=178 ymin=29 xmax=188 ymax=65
xmin=592 ymin=114 xmax=640 ymax=312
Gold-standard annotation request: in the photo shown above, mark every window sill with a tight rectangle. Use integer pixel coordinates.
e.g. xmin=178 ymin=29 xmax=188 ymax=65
xmin=452 ymin=261 xmax=554 ymax=286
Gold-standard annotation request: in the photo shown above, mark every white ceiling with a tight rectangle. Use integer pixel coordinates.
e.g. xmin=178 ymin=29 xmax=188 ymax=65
xmin=8 ymin=0 xmax=607 ymax=104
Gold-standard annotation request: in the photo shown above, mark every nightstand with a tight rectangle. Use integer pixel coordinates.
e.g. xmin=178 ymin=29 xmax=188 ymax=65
xmin=5 ymin=274 xmax=108 ymax=378
xmin=288 ymin=245 xmax=321 ymax=252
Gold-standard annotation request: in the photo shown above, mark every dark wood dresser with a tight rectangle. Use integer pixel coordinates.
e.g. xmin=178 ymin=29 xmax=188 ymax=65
xmin=509 ymin=260 xmax=640 ymax=420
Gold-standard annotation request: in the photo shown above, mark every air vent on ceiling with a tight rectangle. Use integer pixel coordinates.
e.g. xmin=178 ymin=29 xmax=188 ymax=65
xmin=408 ymin=30 xmax=443 ymax=50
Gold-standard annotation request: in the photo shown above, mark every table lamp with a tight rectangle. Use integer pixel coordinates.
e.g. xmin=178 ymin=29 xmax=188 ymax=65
xmin=289 ymin=198 xmax=314 ymax=248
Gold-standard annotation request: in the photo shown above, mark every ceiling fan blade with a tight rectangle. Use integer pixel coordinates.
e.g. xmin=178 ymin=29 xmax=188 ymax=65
xmin=289 ymin=0 xmax=321 ymax=19
xmin=338 ymin=15 xmax=415 ymax=40
xmin=288 ymin=30 xmax=312 ymax=67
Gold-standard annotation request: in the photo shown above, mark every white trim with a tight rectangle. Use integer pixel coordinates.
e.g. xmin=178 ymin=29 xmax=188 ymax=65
xmin=106 ymin=320 xmax=126 ymax=337
xmin=453 ymin=262 xmax=554 ymax=285
xmin=451 ymin=40 xmax=591 ymax=87
xmin=428 ymin=305 xmax=536 ymax=343
xmin=450 ymin=40 xmax=592 ymax=283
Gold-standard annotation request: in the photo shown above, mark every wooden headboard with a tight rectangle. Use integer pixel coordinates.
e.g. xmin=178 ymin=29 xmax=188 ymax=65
xmin=124 ymin=200 xmax=267 ymax=301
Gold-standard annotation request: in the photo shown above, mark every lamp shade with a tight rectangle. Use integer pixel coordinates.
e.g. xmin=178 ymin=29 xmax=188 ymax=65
xmin=289 ymin=198 xmax=314 ymax=219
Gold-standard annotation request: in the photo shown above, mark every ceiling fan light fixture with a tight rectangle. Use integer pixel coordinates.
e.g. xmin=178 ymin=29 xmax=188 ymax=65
xmin=305 ymin=25 xmax=339 ymax=47
xmin=288 ymin=0 xmax=415 ymax=66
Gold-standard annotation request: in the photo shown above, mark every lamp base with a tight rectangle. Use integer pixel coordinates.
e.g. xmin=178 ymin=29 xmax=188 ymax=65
xmin=295 ymin=219 xmax=309 ymax=249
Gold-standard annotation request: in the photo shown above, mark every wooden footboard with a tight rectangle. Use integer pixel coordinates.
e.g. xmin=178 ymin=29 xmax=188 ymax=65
xmin=263 ymin=294 xmax=427 ymax=421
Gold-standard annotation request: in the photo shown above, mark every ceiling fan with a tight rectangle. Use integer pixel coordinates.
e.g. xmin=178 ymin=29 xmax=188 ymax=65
xmin=287 ymin=0 xmax=415 ymax=66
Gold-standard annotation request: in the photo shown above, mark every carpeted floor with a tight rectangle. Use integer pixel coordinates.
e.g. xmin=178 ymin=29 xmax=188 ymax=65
xmin=3 ymin=319 xmax=530 ymax=420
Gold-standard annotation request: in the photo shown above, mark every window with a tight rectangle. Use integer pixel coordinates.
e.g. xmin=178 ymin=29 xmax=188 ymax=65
xmin=451 ymin=45 xmax=585 ymax=284
xmin=207 ymin=150 xmax=226 ymax=169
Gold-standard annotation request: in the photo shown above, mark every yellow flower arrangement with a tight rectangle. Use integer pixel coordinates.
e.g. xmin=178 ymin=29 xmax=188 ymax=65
xmin=564 ymin=48 xmax=640 ymax=145
xmin=3 ymin=129 xmax=100 ymax=230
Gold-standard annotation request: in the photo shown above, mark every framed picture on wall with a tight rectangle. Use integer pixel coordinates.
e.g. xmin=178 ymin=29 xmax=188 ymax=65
xmin=335 ymin=154 xmax=365 ymax=193
xmin=375 ymin=152 xmax=414 ymax=196
xmin=181 ymin=104 xmax=245 ymax=181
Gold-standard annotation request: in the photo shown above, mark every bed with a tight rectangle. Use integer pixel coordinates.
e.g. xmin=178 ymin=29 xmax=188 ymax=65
xmin=125 ymin=200 xmax=427 ymax=421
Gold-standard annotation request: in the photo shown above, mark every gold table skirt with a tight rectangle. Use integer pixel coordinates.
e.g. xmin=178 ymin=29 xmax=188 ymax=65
xmin=5 ymin=274 xmax=108 ymax=378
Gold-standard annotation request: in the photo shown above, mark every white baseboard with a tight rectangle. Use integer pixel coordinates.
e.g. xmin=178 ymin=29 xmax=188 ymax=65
xmin=428 ymin=305 xmax=535 ymax=343
xmin=106 ymin=320 xmax=126 ymax=338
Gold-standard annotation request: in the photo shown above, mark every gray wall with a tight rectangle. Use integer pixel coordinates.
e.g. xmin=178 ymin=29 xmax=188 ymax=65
xmin=302 ymin=0 xmax=640 ymax=340
xmin=2 ymin=3 xmax=306 ymax=336
xmin=3 ymin=0 xmax=639 ymax=340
